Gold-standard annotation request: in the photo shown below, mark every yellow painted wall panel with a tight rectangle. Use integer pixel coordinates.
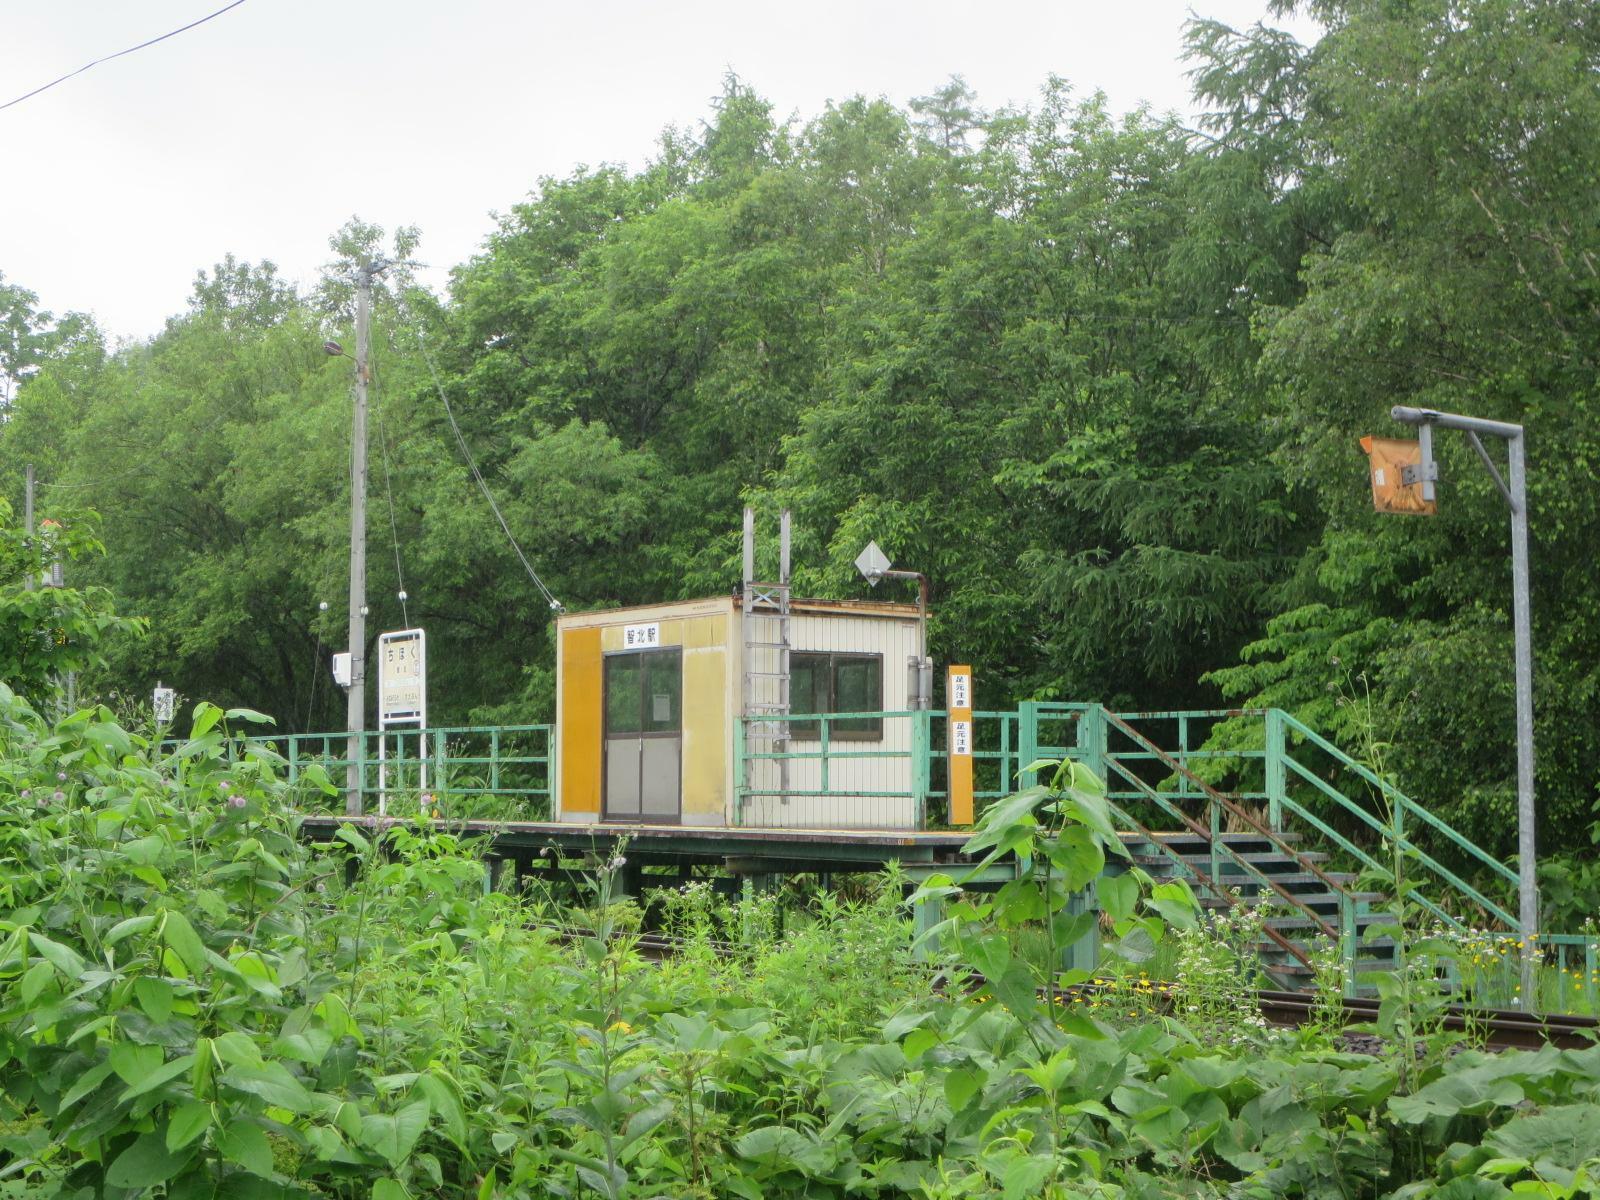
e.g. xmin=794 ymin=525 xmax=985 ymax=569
xmin=559 ymin=627 xmax=603 ymax=815
xmin=681 ymin=644 xmax=727 ymax=816
xmin=682 ymin=614 xmax=727 ymax=650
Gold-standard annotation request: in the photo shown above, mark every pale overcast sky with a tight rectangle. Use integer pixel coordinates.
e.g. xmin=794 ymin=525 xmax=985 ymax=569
xmin=1 ymin=1 xmax=1319 ymax=340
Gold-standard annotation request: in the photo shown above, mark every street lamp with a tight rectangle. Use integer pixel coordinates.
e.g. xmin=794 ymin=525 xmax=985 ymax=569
xmin=1365 ymin=405 xmax=1537 ymax=1008
xmin=856 ymin=540 xmax=932 ymax=709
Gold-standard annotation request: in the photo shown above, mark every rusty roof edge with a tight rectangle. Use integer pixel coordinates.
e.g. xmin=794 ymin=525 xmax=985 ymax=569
xmin=556 ymin=593 xmax=923 ymax=620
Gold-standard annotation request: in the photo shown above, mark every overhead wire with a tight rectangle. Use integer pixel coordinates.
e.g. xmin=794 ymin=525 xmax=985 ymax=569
xmin=404 ymin=316 xmax=564 ymax=614
xmin=302 ymin=619 xmax=326 ymax=733
xmin=1 ymin=1 xmax=250 ymax=113
xmin=377 ymin=411 xmax=410 ymax=628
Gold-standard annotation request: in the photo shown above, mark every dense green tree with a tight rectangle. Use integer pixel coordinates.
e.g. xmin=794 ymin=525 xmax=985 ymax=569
xmin=1199 ymin=0 xmax=1600 ymax=852
xmin=0 ymin=271 xmax=94 ymax=411
xmin=5 ymin=5 xmax=1599 ymax=864
xmin=0 ymin=500 xmax=140 ymax=708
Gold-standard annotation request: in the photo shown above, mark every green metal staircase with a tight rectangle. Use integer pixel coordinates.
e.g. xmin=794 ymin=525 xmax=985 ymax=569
xmin=1019 ymin=703 xmax=1521 ymax=991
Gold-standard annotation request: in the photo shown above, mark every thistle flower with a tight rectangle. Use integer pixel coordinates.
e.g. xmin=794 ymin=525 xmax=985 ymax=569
xmin=227 ymin=794 xmax=247 ymax=810
xmin=56 ymin=772 xmax=66 ymax=782
xmin=52 ymin=791 xmax=65 ymax=803
xmin=20 ymin=789 xmax=30 ymax=800
xmin=219 ymin=780 xmax=232 ymax=793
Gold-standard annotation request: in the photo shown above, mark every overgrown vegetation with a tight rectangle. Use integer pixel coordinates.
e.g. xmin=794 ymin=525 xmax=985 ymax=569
xmin=1 ymin=698 xmax=1598 ymax=1197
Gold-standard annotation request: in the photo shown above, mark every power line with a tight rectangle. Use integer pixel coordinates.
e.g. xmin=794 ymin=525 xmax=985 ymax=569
xmin=407 ymin=323 xmax=564 ymax=614
xmin=1 ymin=1 xmax=250 ymax=114
xmin=377 ymin=411 xmax=410 ymax=628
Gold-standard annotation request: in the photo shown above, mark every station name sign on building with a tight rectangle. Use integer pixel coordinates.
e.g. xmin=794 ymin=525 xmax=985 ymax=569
xmin=623 ymin=622 xmax=661 ymax=649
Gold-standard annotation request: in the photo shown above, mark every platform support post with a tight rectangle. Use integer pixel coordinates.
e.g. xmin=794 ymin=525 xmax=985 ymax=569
xmin=1340 ymin=892 xmax=1358 ymax=998
xmin=1265 ymin=708 xmax=1286 ymax=833
xmin=1209 ymin=797 xmax=1221 ymax=887
xmin=733 ymin=718 xmax=746 ymax=827
xmin=1061 ymin=886 xmax=1099 ymax=976
xmin=911 ymin=888 xmax=944 ymax=961
xmin=1019 ymin=702 xmax=1039 ymax=790
xmin=912 ymin=710 xmax=931 ymax=829
xmin=1077 ymin=706 xmax=1107 ymax=785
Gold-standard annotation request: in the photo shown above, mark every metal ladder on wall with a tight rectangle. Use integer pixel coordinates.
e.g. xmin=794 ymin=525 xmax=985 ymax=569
xmin=740 ymin=508 xmax=792 ymax=812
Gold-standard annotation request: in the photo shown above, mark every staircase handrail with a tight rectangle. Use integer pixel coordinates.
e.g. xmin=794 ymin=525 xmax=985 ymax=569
xmin=1098 ymin=709 xmax=1349 ymax=940
xmin=1278 ymin=754 xmax=1516 ymax=930
xmin=1277 ymin=711 xmax=1519 ymax=926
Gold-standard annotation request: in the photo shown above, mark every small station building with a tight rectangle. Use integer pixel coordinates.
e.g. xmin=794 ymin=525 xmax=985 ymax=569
xmin=556 ymin=556 xmax=934 ymax=838
xmin=553 ymin=592 xmax=927 ymax=829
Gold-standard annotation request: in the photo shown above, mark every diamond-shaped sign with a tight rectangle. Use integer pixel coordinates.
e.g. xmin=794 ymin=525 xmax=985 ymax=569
xmin=854 ymin=540 xmax=892 ymax=586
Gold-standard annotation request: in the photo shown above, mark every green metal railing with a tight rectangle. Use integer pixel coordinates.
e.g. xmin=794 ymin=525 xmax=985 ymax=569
xmin=1094 ymin=707 xmax=1519 ymax=934
xmin=230 ymin=725 xmax=554 ymax=819
xmin=734 ymin=706 xmax=1064 ymax=828
xmin=736 ymin=710 xmax=934 ymax=828
xmin=734 ymin=701 xmax=1524 ymax=935
xmin=211 ymin=701 xmax=1572 ymax=1004
xmin=250 ymin=704 xmax=1520 ymax=950
xmin=1275 ymin=711 xmax=1517 ymax=930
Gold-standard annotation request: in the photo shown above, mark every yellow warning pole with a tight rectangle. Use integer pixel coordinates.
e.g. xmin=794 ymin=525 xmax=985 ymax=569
xmin=948 ymin=665 xmax=974 ymax=826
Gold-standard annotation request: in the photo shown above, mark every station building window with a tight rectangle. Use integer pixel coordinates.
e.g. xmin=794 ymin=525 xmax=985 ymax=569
xmin=789 ymin=652 xmax=882 ymax=740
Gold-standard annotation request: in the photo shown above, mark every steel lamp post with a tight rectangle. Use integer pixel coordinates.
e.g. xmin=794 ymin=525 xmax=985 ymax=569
xmin=1385 ymin=405 xmax=1537 ymax=1008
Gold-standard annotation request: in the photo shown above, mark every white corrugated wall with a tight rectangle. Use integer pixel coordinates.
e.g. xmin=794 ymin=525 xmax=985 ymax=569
xmin=739 ymin=611 xmax=922 ymax=829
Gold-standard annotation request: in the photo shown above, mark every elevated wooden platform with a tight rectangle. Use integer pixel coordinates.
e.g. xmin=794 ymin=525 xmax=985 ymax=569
xmin=299 ymin=814 xmax=979 ymax=875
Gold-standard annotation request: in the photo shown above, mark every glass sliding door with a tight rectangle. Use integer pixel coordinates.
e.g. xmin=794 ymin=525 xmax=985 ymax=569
xmin=603 ymin=647 xmax=681 ymax=821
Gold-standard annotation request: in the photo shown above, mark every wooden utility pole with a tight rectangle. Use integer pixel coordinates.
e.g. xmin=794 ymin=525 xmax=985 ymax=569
xmin=344 ymin=262 xmax=383 ymax=816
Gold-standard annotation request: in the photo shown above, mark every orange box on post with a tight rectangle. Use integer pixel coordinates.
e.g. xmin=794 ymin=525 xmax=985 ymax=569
xmin=1360 ymin=436 xmax=1437 ymax=516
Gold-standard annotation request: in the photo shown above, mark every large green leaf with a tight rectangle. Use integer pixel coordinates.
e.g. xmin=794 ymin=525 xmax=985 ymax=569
xmin=218 ymin=1117 xmax=275 ymax=1178
xmin=1390 ymin=1071 xmax=1526 ymax=1124
xmin=1098 ymin=871 xmax=1139 ymax=925
xmin=161 ymin=910 xmax=208 ymax=976
xmin=166 ymin=1101 xmax=213 ymax=1151
xmin=221 ymin=1061 xmax=317 ymax=1114
xmin=107 ymin=1129 xmax=194 ymax=1188
xmin=1482 ymin=1104 xmax=1600 ymax=1188
xmin=109 ymin=1041 xmax=163 ymax=1086
xmin=121 ymin=1053 xmax=196 ymax=1100
xmin=27 ymin=930 xmax=85 ymax=979
xmin=358 ymin=1099 xmax=431 ymax=1167
xmin=733 ymin=1125 xmax=835 ymax=1177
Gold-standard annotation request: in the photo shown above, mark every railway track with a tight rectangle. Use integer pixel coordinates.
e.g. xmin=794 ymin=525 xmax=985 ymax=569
xmin=541 ymin=924 xmax=1599 ymax=1052
xmin=1255 ymin=988 xmax=1599 ymax=1052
